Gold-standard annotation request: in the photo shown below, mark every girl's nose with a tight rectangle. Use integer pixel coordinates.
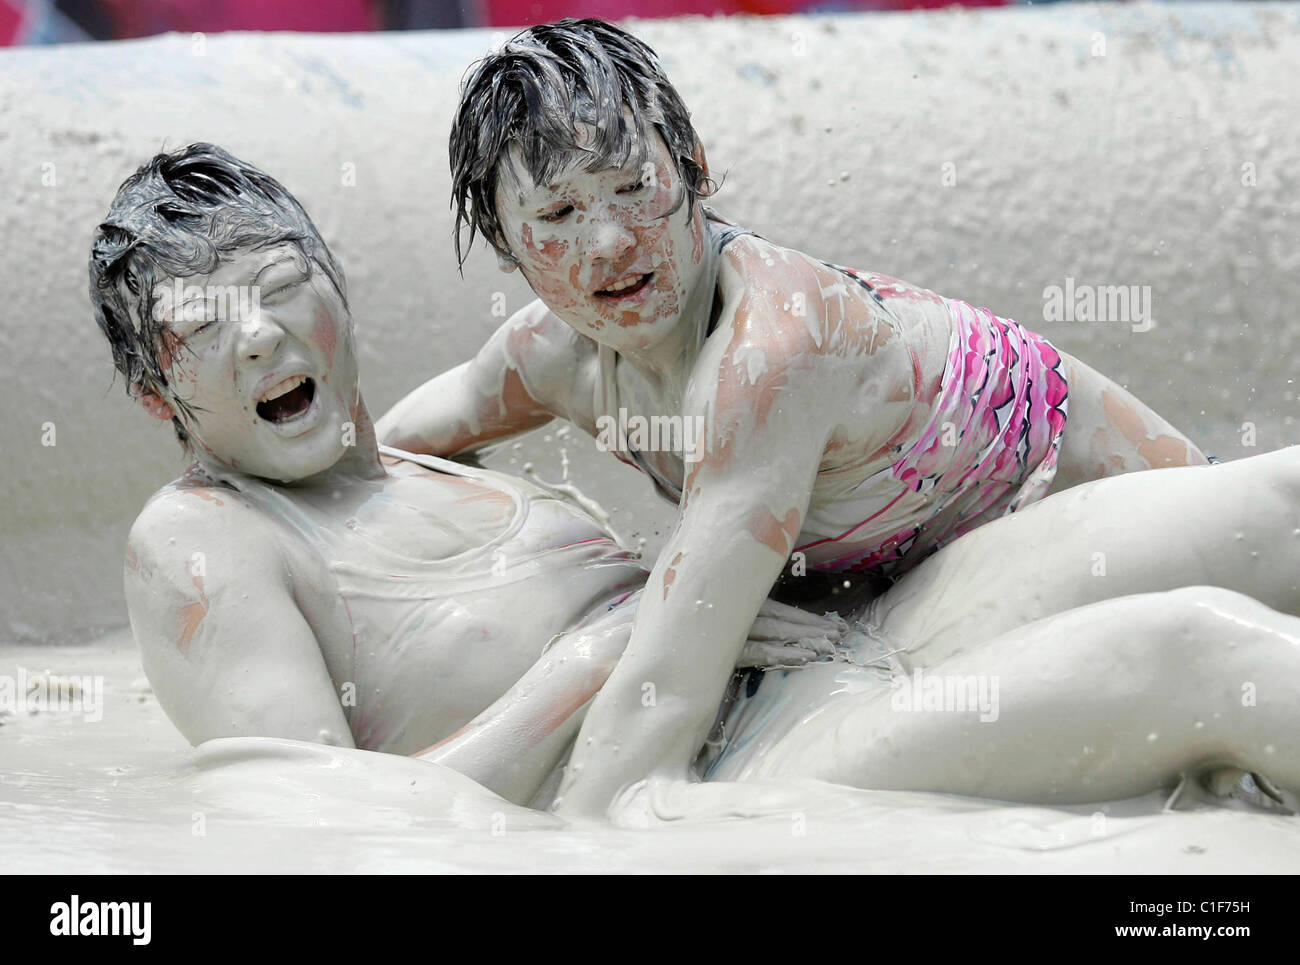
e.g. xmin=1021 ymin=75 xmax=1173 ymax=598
xmin=238 ymin=309 xmax=286 ymax=362
xmin=587 ymin=218 xmax=636 ymax=262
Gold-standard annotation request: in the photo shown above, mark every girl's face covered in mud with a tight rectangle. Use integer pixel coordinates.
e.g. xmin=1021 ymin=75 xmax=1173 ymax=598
xmin=495 ymin=126 xmax=709 ymax=352
xmin=151 ymin=242 xmax=361 ymax=482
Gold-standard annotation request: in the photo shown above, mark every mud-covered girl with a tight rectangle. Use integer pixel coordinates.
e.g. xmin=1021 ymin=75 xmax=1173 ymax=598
xmin=378 ymin=20 xmax=1241 ymax=814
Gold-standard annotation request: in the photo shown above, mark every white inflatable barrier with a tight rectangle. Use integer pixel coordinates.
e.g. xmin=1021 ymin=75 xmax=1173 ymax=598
xmin=1 ymin=2 xmax=1296 ymax=642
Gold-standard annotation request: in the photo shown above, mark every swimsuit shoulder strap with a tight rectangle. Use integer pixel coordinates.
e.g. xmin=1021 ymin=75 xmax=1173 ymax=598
xmin=378 ymin=443 xmax=532 ymax=521
xmin=713 ymin=224 xmax=754 ymax=251
xmin=633 ymin=448 xmax=685 ymax=505
xmin=704 ymin=210 xmax=762 ymax=337
xmin=378 ymin=444 xmax=481 ymax=479
xmin=705 ymin=206 xmax=761 ymax=255
xmin=593 ymin=342 xmax=622 ymax=451
xmin=589 ymin=350 xmax=686 ymax=502
xmin=584 ymin=211 xmax=757 ymax=502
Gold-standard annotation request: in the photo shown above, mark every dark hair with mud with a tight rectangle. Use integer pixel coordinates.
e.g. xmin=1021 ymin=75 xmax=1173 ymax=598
xmin=449 ymin=17 xmax=713 ymax=270
xmin=88 ymin=142 xmax=347 ymax=447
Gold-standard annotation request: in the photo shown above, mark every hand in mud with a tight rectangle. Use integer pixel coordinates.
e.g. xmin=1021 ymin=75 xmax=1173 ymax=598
xmin=736 ymin=598 xmax=844 ymax=669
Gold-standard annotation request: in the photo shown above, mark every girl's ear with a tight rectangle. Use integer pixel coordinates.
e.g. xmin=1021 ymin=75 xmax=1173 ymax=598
xmin=692 ymin=140 xmax=712 ymax=188
xmin=496 ymin=249 xmax=520 ymax=274
xmin=133 ymin=386 xmax=175 ymax=422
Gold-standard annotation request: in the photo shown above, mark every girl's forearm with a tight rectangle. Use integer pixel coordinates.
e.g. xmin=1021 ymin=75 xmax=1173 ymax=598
xmin=414 ymin=600 xmax=635 ymax=803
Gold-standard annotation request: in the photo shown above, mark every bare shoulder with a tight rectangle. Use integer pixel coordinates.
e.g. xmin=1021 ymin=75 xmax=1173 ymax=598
xmin=700 ymin=237 xmax=921 ymax=438
xmin=123 ymin=474 xmax=355 ymax=748
xmin=498 ymin=299 xmax=596 ymax=378
xmin=496 ymin=298 xmax=600 ymax=424
xmin=713 ymin=235 xmax=893 ymax=365
xmin=680 ymin=238 xmax=827 ymax=433
xmin=125 ymin=474 xmax=286 ymax=595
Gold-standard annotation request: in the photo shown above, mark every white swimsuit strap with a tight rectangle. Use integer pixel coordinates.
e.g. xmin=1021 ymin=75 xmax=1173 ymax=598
xmin=592 ymin=344 xmax=626 ymax=455
xmin=379 ymin=444 xmax=494 ymax=480
xmin=378 ymin=444 xmax=530 ymax=551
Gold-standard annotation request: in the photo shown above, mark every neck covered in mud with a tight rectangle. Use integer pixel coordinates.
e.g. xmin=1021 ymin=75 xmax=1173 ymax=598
xmin=191 ymin=393 xmax=386 ymax=489
xmin=613 ymin=211 xmax=728 ymax=387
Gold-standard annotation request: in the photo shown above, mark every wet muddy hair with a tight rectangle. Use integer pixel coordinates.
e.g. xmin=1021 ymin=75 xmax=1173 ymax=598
xmin=450 ymin=17 xmax=712 ymax=270
xmin=88 ymin=142 xmax=347 ymax=447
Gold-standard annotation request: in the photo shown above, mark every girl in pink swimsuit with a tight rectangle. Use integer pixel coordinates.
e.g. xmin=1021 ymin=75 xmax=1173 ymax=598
xmin=380 ymin=18 xmax=1210 ymax=815
xmin=795 ymin=262 xmax=1070 ymax=575
xmin=593 ymin=217 xmax=1071 ymax=578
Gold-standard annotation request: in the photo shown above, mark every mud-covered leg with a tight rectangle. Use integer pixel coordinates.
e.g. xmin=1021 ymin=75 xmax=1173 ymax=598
xmin=867 ymin=445 xmax=1300 ymax=668
xmin=1051 ymin=352 xmax=1209 ymax=492
xmin=751 ymin=587 xmax=1300 ymax=804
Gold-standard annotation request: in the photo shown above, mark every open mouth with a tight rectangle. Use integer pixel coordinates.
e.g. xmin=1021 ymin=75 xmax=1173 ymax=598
xmin=595 ymin=272 xmax=654 ymax=300
xmin=256 ymin=375 xmax=316 ymax=424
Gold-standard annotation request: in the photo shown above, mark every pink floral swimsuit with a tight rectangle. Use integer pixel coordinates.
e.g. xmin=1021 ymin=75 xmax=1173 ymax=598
xmin=596 ymin=218 xmax=1071 ymax=579
xmin=793 ymin=262 xmax=1070 ymax=576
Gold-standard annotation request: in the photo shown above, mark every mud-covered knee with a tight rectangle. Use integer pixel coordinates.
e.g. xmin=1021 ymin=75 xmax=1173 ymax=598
xmin=1262 ymin=445 xmax=1300 ymax=502
xmin=1158 ymin=586 xmax=1272 ymax=643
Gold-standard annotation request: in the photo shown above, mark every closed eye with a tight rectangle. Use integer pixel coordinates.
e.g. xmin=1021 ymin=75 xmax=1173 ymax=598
xmin=179 ymin=318 xmax=217 ymax=342
xmin=175 ymin=302 xmax=217 ymax=333
xmin=260 ymin=277 xmax=306 ymax=303
xmin=618 ymin=165 xmax=656 ymax=194
xmin=540 ymin=205 xmax=574 ymax=223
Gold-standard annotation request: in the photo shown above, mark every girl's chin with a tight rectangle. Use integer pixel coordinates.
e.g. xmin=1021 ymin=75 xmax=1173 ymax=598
xmin=207 ymin=442 xmax=347 ymax=483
